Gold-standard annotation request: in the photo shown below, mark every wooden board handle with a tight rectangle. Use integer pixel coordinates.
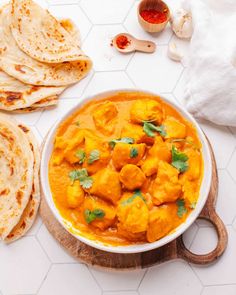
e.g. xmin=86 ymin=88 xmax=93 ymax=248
xmin=176 ymin=213 xmax=228 ymax=265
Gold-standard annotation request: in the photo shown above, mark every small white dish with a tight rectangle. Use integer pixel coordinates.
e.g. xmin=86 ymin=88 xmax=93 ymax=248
xmin=40 ymin=89 xmax=212 ymax=254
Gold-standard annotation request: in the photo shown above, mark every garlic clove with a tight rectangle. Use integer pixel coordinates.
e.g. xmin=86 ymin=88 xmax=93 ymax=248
xmin=167 ymin=42 xmax=183 ymax=62
xmin=170 ymin=8 xmax=193 ymax=39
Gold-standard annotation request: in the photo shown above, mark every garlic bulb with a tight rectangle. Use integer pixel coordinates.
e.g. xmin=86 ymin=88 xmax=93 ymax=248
xmin=167 ymin=42 xmax=183 ymax=62
xmin=170 ymin=8 xmax=193 ymax=39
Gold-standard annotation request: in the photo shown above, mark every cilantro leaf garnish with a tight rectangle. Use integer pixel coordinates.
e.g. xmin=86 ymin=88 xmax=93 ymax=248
xmin=69 ymin=168 xmax=93 ymax=189
xmin=176 ymin=199 xmax=187 ymax=218
xmin=109 ymin=137 xmax=134 ymax=149
xmin=143 ymin=122 xmax=166 ymax=138
xmin=84 ymin=209 xmax=105 ymax=224
xmin=171 ymin=146 xmax=189 ymax=173
xmin=87 ymin=149 xmax=100 ymax=164
xmin=122 ymin=190 xmax=146 ymax=206
xmin=75 ymin=149 xmax=86 ymax=164
xmin=130 ymin=147 xmax=138 ymax=158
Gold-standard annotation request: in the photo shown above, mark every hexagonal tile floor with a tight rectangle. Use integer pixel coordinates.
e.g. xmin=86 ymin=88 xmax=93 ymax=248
xmin=0 ymin=0 xmax=235 ymax=294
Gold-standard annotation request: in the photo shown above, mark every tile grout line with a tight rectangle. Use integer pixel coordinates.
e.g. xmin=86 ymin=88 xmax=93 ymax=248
xmin=35 ymin=235 xmax=53 ymax=264
xmin=36 ymin=264 xmax=53 ymax=295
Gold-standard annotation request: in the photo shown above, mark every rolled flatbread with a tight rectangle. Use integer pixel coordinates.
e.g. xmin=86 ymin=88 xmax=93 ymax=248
xmin=0 ymin=5 xmax=92 ymax=86
xmin=0 ymin=70 xmax=65 ymax=111
xmin=0 ymin=114 xmax=34 ymax=239
xmin=4 ymin=124 xmax=40 ymax=243
xmin=11 ymin=0 xmax=86 ymax=63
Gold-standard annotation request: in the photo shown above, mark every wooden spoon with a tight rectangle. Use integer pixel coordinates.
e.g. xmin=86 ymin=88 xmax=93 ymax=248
xmin=112 ymin=33 xmax=156 ymax=54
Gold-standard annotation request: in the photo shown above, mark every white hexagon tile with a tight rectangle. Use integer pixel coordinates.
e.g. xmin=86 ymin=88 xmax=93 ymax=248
xmin=37 ymin=224 xmax=77 ymax=263
xmin=80 ymin=0 xmax=134 ymax=24
xmin=89 ymin=268 xmax=146 ymax=292
xmin=139 ymin=260 xmax=202 ymax=295
xmin=0 ymin=237 xmax=50 ymax=294
xmin=126 ymin=46 xmax=184 ymax=93
xmin=38 ymin=264 xmax=101 ymax=295
xmin=1 ymin=0 xmax=236 ymax=295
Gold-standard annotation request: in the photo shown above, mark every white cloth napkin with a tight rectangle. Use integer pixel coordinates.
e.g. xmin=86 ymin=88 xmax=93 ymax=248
xmin=182 ymin=0 xmax=236 ymax=127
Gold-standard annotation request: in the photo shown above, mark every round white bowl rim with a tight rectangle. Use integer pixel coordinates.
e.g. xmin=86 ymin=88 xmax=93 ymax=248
xmin=40 ymin=89 xmax=212 ymax=254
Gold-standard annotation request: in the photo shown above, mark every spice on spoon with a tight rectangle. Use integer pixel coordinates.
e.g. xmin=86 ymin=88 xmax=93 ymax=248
xmin=140 ymin=9 xmax=168 ymax=24
xmin=115 ymin=35 xmax=130 ymax=49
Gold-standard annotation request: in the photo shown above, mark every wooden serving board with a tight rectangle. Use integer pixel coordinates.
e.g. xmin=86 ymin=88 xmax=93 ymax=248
xmin=40 ymin=139 xmax=228 ymax=269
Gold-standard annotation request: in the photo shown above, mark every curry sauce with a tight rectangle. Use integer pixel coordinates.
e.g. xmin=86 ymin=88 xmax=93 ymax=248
xmin=49 ymin=92 xmax=203 ymax=246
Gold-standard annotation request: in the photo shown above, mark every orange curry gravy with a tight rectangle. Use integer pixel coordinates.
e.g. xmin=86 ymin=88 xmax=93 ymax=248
xmin=49 ymin=92 xmax=203 ymax=246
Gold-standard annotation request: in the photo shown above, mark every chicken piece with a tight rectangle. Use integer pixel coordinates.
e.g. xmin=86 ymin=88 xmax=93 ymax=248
xmin=83 ymin=197 xmax=116 ymax=230
xmin=83 ymin=130 xmax=110 ymax=174
xmin=117 ymin=223 xmax=146 ymax=242
xmin=141 ymin=157 xmax=159 ymax=176
xmin=150 ymin=161 xmax=182 ymax=205
xmin=55 ymin=126 xmax=84 ymax=151
xmin=149 ymin=136 xmax=171 ymax=162
xmin=66 ymin=182 xmax=85 ymax=209
xmin=117 ymin=192 xmax=149 ymax=234
xmin=184 ymin=149 xmax=202 ymax=180
xmin=93 ymin=101 xmax=118 ymax=135
xmin=53 ymin=127 xmax=84 ymax=165
xmin=90 ymin=168 xmax=121 ymax=204
xmin=112 ymin=143 xmax=146 ymax=170
xmin=51 ymin=150 xmax=64 ymax=166
xmin=147 ymin=204 xmax=178 ymax=242
xmin=119 ymin=164 xmax=146 ymax=190
xmin=121 ymin=123 xmax=154 ymax=145
xmin=163 ymin=116 xmax=187 ymax=139
xmin=130 ymin=99 xmax=163 ymax=124
xmin=181 ymin=176 xmax=199 ymax=208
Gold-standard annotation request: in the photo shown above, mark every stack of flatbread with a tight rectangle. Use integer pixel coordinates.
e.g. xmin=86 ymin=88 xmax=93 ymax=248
xmin=0 ymin=113 xmax=40 ymax=242
xmin=0 ymin=0 xmax=92 ymax=112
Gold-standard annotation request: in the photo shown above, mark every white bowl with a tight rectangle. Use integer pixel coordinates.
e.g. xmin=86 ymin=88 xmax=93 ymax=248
xmin=40 ymin=89 xmax=212 ymax=254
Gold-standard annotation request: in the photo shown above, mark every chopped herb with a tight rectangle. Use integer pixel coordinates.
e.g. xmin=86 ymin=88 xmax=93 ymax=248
xmin=84 ymin=209 xmax=105 ymax=224
xmin=80 ymin=177 xmax=93 ymax=189
xmin=74 ymin=121 xmax=80 ymax=126
xmin=122 ymin=190 xmax=146 ymax=206
xmin=190 ymin=201 xmax=197 ymax=209
xmin=176 ymin=199 xmax=187 ymax=218
xmin=130 ymin=147 xmax=138 ymax=158
xmin=69 ymin=168 xmax=93 ymax=189
xmin=171 ymin=146 xmax=189 ymax=173
xmin=75 ymin=149 xmax=86 ymax=164
xmin=143 ymin=122 xmax=166 ymax=138
xmin=109 ymin=137 xmax=134 ymax=149
xmin=87 ymin=149 xmax=100 ymax=164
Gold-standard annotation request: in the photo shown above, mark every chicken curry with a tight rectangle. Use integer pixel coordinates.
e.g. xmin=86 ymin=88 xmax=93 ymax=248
xmin=49 ymin=92 xmax=203 ymax=246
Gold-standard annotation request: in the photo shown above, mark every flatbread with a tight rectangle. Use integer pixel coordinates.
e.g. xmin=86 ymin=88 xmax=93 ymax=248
xmin=0 ymin=114 xmax=34 ymax=239
xmin=11 ymin=0 xmax=85 ymax=63
xmin=4 ymin=124 xmax=40 ymax=243
xmin=11 ymin=96 xmax=58 ymax=113
xmin=0 ymin=70 xmax=65 ymax=111
xmin=0 ymin=5 xmax=92 ymax=86
xmin=59 ymin=18 xmax=81 ymax=47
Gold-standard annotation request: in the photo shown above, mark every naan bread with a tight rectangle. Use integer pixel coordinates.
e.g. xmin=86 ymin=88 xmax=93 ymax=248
xmin=11 ymin=0 xmax=85 ymax=63
xmin=0 ymin=5 xmax=92 ymax=86
xmin=5 ymin=124 xmax=40 ymax=243
xmin=0 ymin=114 xmax=34 ymax=239
xmin=0 ymin=70 xmax=65 ymax=111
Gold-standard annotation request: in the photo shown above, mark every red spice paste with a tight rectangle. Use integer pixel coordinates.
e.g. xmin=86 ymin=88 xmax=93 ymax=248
xmin=140 ymin=9 xmax=167 ymax=24
xmin=116 ymin=35 xmax=130 ymax=49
